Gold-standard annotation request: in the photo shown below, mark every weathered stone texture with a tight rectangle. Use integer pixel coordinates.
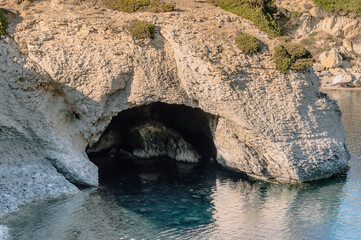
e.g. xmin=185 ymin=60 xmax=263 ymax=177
xmin=0 ymin=0 xmax=349 ymax=219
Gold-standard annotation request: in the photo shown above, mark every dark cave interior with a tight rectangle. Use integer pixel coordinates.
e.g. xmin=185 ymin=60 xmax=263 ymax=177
xmin=87 ymin=102 xmax=218 ymax=179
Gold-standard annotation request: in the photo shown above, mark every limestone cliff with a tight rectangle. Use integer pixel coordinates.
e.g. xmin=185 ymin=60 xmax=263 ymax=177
xmin=0 ymin=0 xmax=349 ymax=221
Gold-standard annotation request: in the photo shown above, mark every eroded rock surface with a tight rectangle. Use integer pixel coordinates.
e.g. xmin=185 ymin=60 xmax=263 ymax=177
xmin=0 ymin=0 xmax=349 ymax=219
xmin=0 ymin=225 xmax=8 ymax=240
xmin=130 ymin=121 xmax=201 ymax=163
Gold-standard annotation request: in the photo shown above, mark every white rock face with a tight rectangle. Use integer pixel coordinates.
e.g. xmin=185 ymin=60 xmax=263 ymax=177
xmin=333 ymin=74 xmax=353 ymax=84
xmin=0 ymin=0 xmax=349 ymax=219
xmin=130 ymin=122 xmax=200 ymax=163
xmin=0 ymin=225 xmax=8 ymax=240
xmin=0 ymin=37 xmax=80 ymax=218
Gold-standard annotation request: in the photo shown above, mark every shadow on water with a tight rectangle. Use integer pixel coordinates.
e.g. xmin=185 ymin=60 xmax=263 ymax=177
xmin=0 ymin=160 xmax=348 ymax=240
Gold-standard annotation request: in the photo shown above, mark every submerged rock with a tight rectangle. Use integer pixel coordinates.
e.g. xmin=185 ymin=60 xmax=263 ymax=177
xmin=130 ymin=121 xmax=201 ymax=163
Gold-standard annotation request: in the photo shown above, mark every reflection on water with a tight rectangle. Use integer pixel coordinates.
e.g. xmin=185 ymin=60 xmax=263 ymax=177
xmin=1 ymin=90 xmax=360 ymax=240
xmin=323 ymin=90 xmax=361 ymax=240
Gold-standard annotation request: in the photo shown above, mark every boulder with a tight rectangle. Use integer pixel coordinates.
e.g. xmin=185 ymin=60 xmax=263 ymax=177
xmin=319 ymin=71 xmax=332 ymax=77
xmin=318 ymin=52 xmax=328 ymax=62
xmin=351 ymin=73 xmax=361 ymax=87
xmin=339 ymin=46 xmax=353 ymax=59
xmin=313 ymin=63 xmax=325 ymax=72
xmin=354 ymin=42 xmax=361 ymax=54
xmin=329 ymin=68 xmax=347 ymax=76
xmin=343 ymin=39 xmax=353 ymax=52
xmin=321 ymin=49 xmax=343 ymax=69
xmin=129 ymin=121 xmax=201 ymax=163
xmin=352 ymin=79 xmax=361 ymax=87
xmin=332 ymin=74 xmax=353 ymax=84
xmin=341 ymin=60 xmax=351 ymax=69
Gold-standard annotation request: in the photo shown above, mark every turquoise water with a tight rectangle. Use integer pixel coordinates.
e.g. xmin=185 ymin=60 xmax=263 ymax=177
xmin=1 ymin=90 xmax=360 ymax=240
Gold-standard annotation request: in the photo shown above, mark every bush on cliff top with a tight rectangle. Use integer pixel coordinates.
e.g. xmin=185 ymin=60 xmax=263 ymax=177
xmin=104 ymin=0 xmax=175 ymax=13
xmin=312 ymin=0 xmax=361 ymax=17
xmin=105 ymin=0 xmax=149 ymax=12
xmin=128 ymin=20 xmax=155 ymax=39
xmin=0 ymin=10 xmax=7 ymax=36
xmin=207 ymin=0 xmax=283 ymax=37
xmin=235 ymin=32 xmax=261 ymax=54
xmin=148 ymin=0 xmax=176 ymax=12
xmin=274 ymin=46 xmax=292 ymax=74
xmin=274 ymin=42 xmax=313 ymax=74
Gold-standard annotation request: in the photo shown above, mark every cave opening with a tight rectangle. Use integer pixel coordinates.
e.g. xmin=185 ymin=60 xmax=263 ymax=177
xmin=87 ymin=102 xmax=218 ymax=182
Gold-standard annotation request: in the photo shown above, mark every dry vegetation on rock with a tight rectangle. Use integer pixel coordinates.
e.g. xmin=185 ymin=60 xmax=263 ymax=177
xmin=312 ymin=0 xmax=361 ymax=17
xmin=274 ymin=41 xmax=313 ymax=73
xmin=207 ymin=0 xmax=283 ymax=37
xmin=128 ymin=19 xmax=155 ymax=39
xmin=235 ymin=32 xmax=261 ymax=54
xmin=0 ymin=10 xmax=7 ymax=35
xmin=104 ymin=0 xmax=175 ymax=12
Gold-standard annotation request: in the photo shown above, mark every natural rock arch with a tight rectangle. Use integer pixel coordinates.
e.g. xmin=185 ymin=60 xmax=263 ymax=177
xmin=86 ymin=102 xmax=218 ymax=177
xmin=0 ymin=0 xmax=350 ymax=220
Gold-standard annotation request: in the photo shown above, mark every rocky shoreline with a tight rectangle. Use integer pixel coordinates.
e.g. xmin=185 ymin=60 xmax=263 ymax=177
xmin=0 ymin=0 xmax=354 ymax=235
xmin=275 ymin=0 xmax=361 ymax=89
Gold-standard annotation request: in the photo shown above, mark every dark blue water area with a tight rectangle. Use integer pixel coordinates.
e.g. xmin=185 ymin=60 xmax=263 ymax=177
xmin=1 ymin=90 xmax=360 ymax=240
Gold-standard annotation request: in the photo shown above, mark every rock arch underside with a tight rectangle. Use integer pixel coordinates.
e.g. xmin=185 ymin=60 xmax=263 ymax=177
xmin=0 ymin=0 xmax=349 ymax=219
xmin=87 ymin=102 xmax=218 ymax=178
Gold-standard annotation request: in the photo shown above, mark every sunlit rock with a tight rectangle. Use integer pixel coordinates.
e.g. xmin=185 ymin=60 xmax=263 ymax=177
xmin=0 ymin=0 xmax=349 ymax=220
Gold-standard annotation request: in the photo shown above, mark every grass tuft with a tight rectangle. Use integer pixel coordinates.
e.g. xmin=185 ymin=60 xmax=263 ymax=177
xmin=274 ymin=42 xmax=313 ymax=74
xmin=128 ymin=20 xmax=156 ymax=39
xmin=283 ymin=42 xmax=311 ymax=60
xmin=289 ymin=58 xmax=314 ymax=70
xmin=207 ymin=0 xmax=283 ymax=37
xmin=0 ymin=10 xmax=7 ymax=36
xmin=274 ymin=46 xmax=292 ymax=74
xmin=291 ymin=10 xmax=300 ymax=17
xmin=235 ymin=32 xmax=261 ymax=54
xmin=104 ymin=0 xmax=175 ymax=13
xmin=312 ymin=0 xmax=361 ymax=17
xmin=105 ymin=0 xmax=150 ymax=12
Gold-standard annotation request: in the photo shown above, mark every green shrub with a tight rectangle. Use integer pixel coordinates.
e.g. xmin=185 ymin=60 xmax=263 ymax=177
xmin=274 ymin=46 xmax=292 ymax=74
xmin=160 ymin=3 xmax=176 ymax=11
xmin=105 ymin=0 xmax=175 ymax=12
xmin=274 ymin=42 xmax=313 ymax=74
xmin=207 ymin=0 xmax=283 ymax=37
xmin=276 ymin=36 xmax=291 ymax=43
xmin=291 ymin=10 xmax=300 ymax=17
xmin=0 ymin=10 xmax=7 ymax=36
xmin=128 ymin=20 xmax=155 ymax=39
xmin=312 ymin=0 xmax=361 ymax=17
xmin=282 ymin=42 xmax=311 ymax=60
xmin=235 ymin=32 xmax=261 ymax=54
xmin=105 ymin=0 xmax=150 ymax=12
xmin=289 ymin=58 xmax=314 ymax=70
xmin=148 ymin=1 xmax=176 ymax=12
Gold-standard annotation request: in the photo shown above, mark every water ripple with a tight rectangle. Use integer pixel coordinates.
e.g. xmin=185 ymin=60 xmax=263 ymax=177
xmin=1 ymin=90 xmax=360 ymax=240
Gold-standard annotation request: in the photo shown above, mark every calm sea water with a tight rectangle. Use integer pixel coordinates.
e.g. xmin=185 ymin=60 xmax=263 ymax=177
xmin=1 ymin=90 xmax=360 ymax=240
